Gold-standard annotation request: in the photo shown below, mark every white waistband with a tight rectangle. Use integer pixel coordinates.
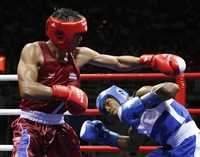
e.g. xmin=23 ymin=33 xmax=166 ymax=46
xmin=20 ymin=110 xmax=65 ymax=125
xmin=167 ymin=121 xmax=200 ymax=147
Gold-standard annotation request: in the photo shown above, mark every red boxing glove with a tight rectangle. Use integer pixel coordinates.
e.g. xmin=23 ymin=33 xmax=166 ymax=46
xmin=139 ymin=54 xmax=186 ymax=75
xmin=52 ymin=85 xmax=88 ymax=115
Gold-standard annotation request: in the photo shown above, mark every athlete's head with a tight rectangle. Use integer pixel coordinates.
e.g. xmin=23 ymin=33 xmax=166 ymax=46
xmin=97 ymin=85 xmax=153 ymax=119
xmin=96 ymin=85 xmax=129 ymax=119
xmin=46 ymin=8 xmax=87 ymax=52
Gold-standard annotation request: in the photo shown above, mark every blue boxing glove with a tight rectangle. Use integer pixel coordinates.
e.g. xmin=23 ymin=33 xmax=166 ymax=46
xmin=80 ymin=120 xmax=119 ymax=146
xmin=118 ymin=92 xmax=162 ymax=128
xmin=140 ymin=91 xmax=162 ymax=108
xmin=118 ymin=97 xmax=144 ymax=128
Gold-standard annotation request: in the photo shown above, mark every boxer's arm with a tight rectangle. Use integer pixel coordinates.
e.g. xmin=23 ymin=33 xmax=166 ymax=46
xmin=80 ymin=120 xmax=148 ymax=153
xmin=78 ymin=47 xmax=141 ymax=71
xmin=80 ymin=120 xmax=142 ymax=151
xmin=18 ymin=43 xmax=52 ymax=99
xmin=118 ymin=82 xmax=179 ymax=124
xmin=118 ymin=127 xmax=149 ymax=153
xmin=135 ymin=82 xmax=179 ymax=100
xmin=90 ymin=54 xmax=141 ymax=71
xmin=138 ymin=82 xmax=180 ymax=109
xmin=77 ymin=48 xmax=186 ymax=74
xmin=151 ymin=82 xmax=180 ymax=100
xmin=110 ymin=127 xmax=149 ymax=154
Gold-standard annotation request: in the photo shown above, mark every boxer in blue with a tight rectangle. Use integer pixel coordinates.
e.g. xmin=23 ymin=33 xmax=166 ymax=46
xmin=80 ymin=82 xmax=200 ymax=157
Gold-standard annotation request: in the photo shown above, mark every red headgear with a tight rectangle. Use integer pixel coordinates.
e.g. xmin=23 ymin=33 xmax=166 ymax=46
xmin=46 ymin=16 xmax=87 ymax=52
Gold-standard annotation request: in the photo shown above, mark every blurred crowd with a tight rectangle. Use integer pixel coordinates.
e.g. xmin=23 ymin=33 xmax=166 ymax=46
xmin=0 ymin=0 xmax=200 ymax=73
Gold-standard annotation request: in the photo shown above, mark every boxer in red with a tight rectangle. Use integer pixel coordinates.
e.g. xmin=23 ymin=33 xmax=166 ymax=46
xmin=11 ymin=8 xmax=186 ymax=157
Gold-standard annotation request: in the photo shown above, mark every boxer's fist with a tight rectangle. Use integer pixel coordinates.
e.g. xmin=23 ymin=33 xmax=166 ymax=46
xmin=139 ymin=54 xmax=186 ymax=75
xmin=118 ymin=97 xmax=144 ymax=128
xmin=118 ymin=92 xmax=162 ymax=127
xmin=80 ymin=120 xmax=119 ymax=146
xmin=52 ymin=85 xmax=88 ymax=115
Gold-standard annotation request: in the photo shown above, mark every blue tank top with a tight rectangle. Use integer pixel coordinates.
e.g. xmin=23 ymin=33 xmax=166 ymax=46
xmin=135 ymin=99 xmax=192 ymax=145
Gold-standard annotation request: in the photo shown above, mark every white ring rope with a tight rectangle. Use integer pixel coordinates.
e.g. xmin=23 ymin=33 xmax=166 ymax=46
xmin=0 ymin=145 xmax=13 ymax=151
xmin=0 ymin=109 xmax=72 ymax=115
xmin=0 ymin=109 xmax=21 ymax=115
xmin=0 ymin=75 xmax=17 ymax=81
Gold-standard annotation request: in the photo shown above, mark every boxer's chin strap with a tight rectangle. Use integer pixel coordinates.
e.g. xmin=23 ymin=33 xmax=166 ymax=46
xmin=117 ymin=106 xmax=123 ymax=121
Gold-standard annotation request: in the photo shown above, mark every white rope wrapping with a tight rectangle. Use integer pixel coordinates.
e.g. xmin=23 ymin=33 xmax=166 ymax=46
xmin=0 ymin=109 xmax=71 ymax=115
xmin=0 ymin=109 xmax=21 ymax=115
xmin=0 ymin=145 xmax=13 ymax=151
xmin=0 ymin=75 xmax=18 ymax=81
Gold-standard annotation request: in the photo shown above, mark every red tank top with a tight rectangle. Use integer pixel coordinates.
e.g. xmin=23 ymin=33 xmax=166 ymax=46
xmin=20 ymin=42 xmax=80 ymax=113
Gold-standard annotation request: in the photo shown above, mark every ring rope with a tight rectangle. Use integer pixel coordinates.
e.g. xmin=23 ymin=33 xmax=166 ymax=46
xmin=0 ymin=145 xmax=160 ymax=153
xmin=0 ymin=73 xmax=200 ymax=81
xmin=0 ymin=109 xmax=101 ymax=116
xmin=0 ymin=108 xmax=200 ymax=116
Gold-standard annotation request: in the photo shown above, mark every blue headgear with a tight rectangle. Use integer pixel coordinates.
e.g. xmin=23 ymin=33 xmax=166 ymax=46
xmin=96 ymin=85 xmax=129 ymax=115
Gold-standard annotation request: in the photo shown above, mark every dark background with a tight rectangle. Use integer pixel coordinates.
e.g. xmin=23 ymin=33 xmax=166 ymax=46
xmin=0 ymin=0 xmax=200 ymax=156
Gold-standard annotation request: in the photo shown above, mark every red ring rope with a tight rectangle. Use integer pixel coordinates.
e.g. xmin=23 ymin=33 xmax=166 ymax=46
xmin=80 ymin=146 xmax=160 ymax=153
xmin=82 ymin=108 xmax=200 ymax=116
